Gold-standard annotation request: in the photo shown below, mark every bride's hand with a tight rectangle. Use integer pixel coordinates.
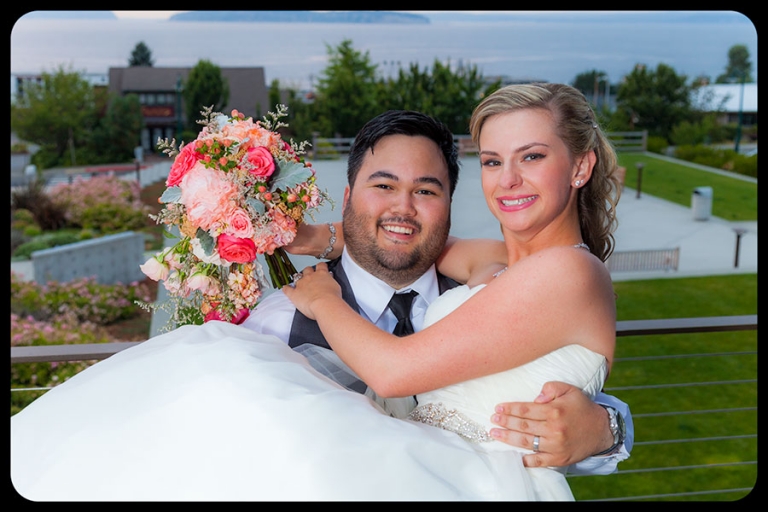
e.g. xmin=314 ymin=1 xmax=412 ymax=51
xmin=282 ymin=263 xmax=341 ymax=320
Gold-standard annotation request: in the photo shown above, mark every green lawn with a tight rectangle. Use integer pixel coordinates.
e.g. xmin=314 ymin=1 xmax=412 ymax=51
xmin=568 ymin=273 xmax=758 ymax=501
xmin=617 ymin=153 xmax=757 ymax=222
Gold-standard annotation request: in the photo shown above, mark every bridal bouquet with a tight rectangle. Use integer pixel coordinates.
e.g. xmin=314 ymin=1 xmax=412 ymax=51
xmin=139 ymin=105 xmax=329 ymax=327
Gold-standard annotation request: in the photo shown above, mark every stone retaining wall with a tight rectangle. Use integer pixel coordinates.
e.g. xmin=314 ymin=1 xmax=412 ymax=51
xmin=32 ymin=231 xmax=146 ymax=285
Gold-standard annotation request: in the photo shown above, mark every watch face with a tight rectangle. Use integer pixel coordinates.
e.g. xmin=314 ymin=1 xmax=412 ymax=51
xmin=616 ymin=410 xmax=626 ymax=438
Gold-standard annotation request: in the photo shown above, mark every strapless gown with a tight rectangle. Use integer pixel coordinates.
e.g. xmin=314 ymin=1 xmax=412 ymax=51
xmin=11 ymin=284 xmax=606 ymax=501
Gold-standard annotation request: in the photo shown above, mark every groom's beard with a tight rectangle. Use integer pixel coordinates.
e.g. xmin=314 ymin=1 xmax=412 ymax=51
xmin=342 ymin=201 xmax=449 ymax=289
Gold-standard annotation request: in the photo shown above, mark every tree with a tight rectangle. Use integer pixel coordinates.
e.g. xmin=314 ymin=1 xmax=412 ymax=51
xmin=314 ymin=40 xmax=380 ymax=137
xmin=379 ymin=59 xmax=496 ymax=135
xmin=11 ymin=65 xmax=99 ymax=169
xmin=615 ymin=63 xmax=693 ymax=141
xmin=86 ymin=94 xmax=145 ymax=163
xmin=182 ymin=60 xmax=230 ymax=135
xmin=571 ymin=69 xmax=609 ymax=109
xmin=715 ymin=44 xmax=754 ymax=83
xmin=128 ymin=41 xmax=155 ymax=67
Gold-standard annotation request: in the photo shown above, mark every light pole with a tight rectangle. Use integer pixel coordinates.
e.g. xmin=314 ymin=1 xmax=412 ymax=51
xmin=734 ymin=71 xmax=745 ymax=154
xmin=635 ymin=162 xmax=644 ymax=199
xmin=175 ymin=76 xmax=183 ymax=140
xmin=733 ymin=227 xmax=747 ymax=268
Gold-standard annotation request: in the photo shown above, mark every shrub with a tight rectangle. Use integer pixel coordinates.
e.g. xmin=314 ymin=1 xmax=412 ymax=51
xmin=730 ymin=153 xmax=757 ymax=178
xmin=10 ymin=272 xmax=154 ymax=414
xmin=10 ymin=272 xmax=153 ymax=325
xmin=673 ymin=144 xmax=757 ymax=179
xmin=10 ymin=312 xmax=107 ymax=415
xmin=646 ymin=136 xmax=668 ymax=155
xmin=23 ymin=225 xmax=43 ymax=237
xmin=11 ymin=180 xmax=68 ymax=230
xmin=12 ymin=232 xmax=82 ymax=260
xmin=11 ymin=229 xmax=29 ymax=256
xmin=79 ymin=202 xmax=146 ymax=233
xmin=12 ymin=208 xmax=36 ymax=228
xmin=50 ymin=175 xmax=149 ymax=232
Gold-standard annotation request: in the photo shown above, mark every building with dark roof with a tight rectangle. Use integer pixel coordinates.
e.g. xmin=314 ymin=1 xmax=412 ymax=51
xmin=108 ymin=66 xmax=269 ymax=152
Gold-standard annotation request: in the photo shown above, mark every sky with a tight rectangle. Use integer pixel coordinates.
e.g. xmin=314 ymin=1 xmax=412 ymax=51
xmin=112 ymin=11 xmax=186 ymax=19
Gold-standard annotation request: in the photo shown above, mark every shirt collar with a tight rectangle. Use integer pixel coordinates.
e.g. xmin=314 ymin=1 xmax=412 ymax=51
xmin=341 ymin=248 xmax=440 ymax=324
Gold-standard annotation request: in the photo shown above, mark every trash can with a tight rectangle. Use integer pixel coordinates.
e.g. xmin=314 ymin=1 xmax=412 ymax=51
xmin=692 ymin=186 xmax=713 ymax=221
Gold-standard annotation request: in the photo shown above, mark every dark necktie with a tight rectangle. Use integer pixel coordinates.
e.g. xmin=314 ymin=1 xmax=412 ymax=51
xmin=387 ymin=290 xmax=419 ymax=336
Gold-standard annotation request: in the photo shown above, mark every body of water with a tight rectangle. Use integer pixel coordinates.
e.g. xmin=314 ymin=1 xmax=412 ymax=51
xmin=11 ymin=15 xmax=757 ymax=89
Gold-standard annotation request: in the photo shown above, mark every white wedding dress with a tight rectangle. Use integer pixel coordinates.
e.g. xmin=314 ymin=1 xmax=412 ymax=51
xmin=11 ymin=284 xmax=607 ymax=501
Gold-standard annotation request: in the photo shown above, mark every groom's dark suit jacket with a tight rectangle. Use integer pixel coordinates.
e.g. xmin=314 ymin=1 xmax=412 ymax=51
xmin=288 ymin=256 xmax=460 ymax=351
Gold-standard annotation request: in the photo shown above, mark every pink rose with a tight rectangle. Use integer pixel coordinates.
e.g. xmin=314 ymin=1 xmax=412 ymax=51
xmin=163 ymin=272 xmax=185 ymax=296
xmin=166 ymin=143 xmax=202 ymax=187
xmin=186 ymin=272 xmax=221 ymax=296
xmin=139 ymin=256 xmax=169 ymax=281
xmin=246 ymin=146 xmax=276 ymax=179
xmin=180 ymin=163 xmax=238 ymax=231
xmin=217 ymin=233 xmax=257 ymax=263
xmin=204 ymin=307 xmax=250 ymax=324
xmin=224 ymin=207 xmax=254 ymax=239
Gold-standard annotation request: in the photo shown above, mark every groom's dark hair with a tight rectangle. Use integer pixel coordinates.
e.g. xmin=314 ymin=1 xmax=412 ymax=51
xmin=346 ymin=110 xmax=460 ymax=197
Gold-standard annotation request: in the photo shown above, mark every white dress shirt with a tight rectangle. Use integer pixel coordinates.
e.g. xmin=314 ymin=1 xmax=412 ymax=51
xmin=241 ymin=248 xmax=441 ymax=340
xmin=239 ymin=247 xmax=632 ymax=474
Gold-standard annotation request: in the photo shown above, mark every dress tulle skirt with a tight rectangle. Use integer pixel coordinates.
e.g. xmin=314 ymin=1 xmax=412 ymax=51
xmin=11 ymin=322 xmax=550 ymax=501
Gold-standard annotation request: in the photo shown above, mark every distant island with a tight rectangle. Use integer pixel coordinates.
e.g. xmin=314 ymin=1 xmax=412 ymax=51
xmin=169 ymin=11 xmax=430 ymax=24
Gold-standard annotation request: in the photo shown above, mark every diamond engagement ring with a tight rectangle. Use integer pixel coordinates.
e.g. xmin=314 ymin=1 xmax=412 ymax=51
xmin=532 ymin=435 xmax=540 ymax=452
xmin=291 ymin=272 xmax=303 ymax=283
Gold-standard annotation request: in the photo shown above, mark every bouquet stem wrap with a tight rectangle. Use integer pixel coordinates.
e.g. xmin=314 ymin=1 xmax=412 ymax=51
xmin=265 ymin=247 xmax=299 ymax=289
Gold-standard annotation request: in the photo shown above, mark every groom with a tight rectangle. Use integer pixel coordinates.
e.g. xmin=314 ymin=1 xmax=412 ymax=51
xmin=241 ymin=110 xmax=632 ymax=473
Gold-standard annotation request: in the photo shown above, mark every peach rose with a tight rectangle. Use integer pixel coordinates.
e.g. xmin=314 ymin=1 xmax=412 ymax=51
xmin=217 ymin=233 xmax=257 ymax=263
xmin=180 ymin=163 xmax=238 ymax=231
xmin=246 ymin=146 xmax=276 ymax=179
xmin=224 ymin=207 xmax=254 ymax=239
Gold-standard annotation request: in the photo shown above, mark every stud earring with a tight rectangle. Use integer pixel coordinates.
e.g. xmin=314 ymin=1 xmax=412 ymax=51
xmin=574 ymin=180 xmax=582 ymax=187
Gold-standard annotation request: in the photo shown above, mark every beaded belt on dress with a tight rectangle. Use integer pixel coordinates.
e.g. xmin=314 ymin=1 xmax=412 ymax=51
xmin=408 ymin=402 xmax=493 ymax=443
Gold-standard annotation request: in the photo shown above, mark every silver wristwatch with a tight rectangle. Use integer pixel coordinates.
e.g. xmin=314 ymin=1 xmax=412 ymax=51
xmin=594 ymin=405 xmax=626 ymax=456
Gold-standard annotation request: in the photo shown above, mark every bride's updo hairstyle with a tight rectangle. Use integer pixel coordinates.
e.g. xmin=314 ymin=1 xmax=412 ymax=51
xmin=469 ymin=83 xmax=622 ymax=262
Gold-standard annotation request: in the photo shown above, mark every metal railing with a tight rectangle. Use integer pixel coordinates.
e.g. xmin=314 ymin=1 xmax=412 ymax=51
xmin=311 ymin=131 xmax=648 ymax=159
xmin=606 ymin=248 xmax=680 ymax=273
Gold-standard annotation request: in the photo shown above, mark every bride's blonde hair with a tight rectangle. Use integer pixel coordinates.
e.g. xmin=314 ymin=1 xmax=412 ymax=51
xmin=469 ymin=83 xmax=621 ymax=262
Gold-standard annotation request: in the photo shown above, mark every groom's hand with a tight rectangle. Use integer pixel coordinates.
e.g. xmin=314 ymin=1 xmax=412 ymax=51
xmin=489 ymin=381 xmax=613 ymax=468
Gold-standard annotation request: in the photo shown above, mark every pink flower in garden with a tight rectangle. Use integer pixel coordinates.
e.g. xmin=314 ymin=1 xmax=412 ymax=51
xmin=179 ymin=163 xmax=238 ymax=231
xmin=167 ymin=143 xmax=203 ymax=187
xmin=246 ymin=146 xmax=276 ymax=179
xmin=217 ymin=233 xmax=257 ymax=263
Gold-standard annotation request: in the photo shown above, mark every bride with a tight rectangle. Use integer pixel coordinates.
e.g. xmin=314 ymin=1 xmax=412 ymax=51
xmin=11 ymin=83 xmax=622 ymax=501
xmin=284 ymin=82 xmax=620 ymax=500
